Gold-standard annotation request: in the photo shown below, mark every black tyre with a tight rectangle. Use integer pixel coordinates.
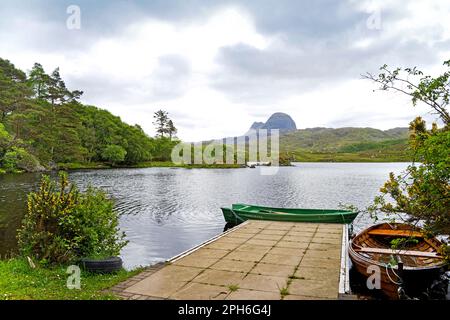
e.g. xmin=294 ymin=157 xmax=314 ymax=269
xmin=80 ymin=256 xmax=123 ymax=274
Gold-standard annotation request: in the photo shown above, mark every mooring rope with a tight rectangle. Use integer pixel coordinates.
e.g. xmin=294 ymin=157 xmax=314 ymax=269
xmin=385 ymin=264 xmax=403 ymax=286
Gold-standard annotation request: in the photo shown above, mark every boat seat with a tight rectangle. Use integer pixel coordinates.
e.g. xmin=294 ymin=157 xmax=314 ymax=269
xmin=355 ymin=247 xmax=441 ymax=258
xmin=367 ymin=229 xmax=425 ymax=238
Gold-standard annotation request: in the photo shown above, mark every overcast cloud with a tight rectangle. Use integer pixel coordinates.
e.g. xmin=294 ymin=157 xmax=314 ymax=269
xmin=1 ymin=0 xmax=449 ymax=141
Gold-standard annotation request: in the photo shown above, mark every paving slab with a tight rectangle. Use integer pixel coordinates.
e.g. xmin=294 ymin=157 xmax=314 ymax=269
xmin=239 ymin=274 xmax=288 ymax=293
xmin=170 ymin=282 xmax=229 ymax=300
xmin=226 ymin=289 xmax=281 ymax=300
xmin=192 ymin=269 xmax=245 ymax=287
xmin=252 ymin=233 xmax=284 ymax=241
xmin=188 ymin=248 xmax=230 ymax=259
xmin=113 ymin=220 xmax=345 ymax=300
xmin=210 ymin=259 xmax=256 ymax=273
xmin=250 ymin=263 xmax=296 ymax=278
xmin=268 ymin=247 xmax=306 ymax=256
xmin=276 ymin=240 xmax=310 ymax=249
xmin=246 ymin=239 xmax=279 ymax=247
xmin=288 ymin=279 xmax=339 ymax=299
xmin=224 ymin=250 xmax=267 ymax=262
xmin=294 ymin=266 xmax=340 ymax=281
xmin=259 ymin=229 xmax=288 ymax=236
xmin=173 ymin=255 xmax=220 ymax=268
xmin=260 ymin=253 xmax=302 ymax=266
xmin=236 ymin=243 xmax=272 ymax=253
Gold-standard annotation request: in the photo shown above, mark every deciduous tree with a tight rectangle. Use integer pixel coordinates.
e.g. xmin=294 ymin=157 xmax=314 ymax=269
xmin=365 ymin=60 xmax=450 ymax=262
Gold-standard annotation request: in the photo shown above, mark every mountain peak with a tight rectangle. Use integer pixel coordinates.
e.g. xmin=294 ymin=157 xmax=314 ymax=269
xmin=247 ymin=112 xmax=297 ymax=134
xmin=249 ymin=121 xmax=265 ymax=130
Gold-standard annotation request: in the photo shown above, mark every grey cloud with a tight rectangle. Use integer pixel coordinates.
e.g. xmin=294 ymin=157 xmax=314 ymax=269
xmin=1 ymin=0 xmax=449 ymax=137
xmin=66 ymin=54 xmax=191 ymax=105
xmin=147 ymin=54 xmax=191 ymax=100
xmin=211 ymin=26 xmax=444 ymax=104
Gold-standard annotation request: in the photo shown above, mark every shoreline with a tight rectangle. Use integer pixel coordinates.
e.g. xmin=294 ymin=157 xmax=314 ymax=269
xmin=0 ymin=159 xmax=413 ymax=175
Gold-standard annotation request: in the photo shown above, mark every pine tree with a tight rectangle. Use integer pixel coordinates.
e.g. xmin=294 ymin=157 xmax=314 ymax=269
xmin=153 ymin=110 xmax=169 ymax=138
xmin=167 ymin=119 xmax=177 ymax=140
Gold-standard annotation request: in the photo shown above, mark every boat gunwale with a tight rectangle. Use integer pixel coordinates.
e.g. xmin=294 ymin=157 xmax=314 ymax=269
xmin=349 ymin=223 xmax=446 ymax=271
xmin=223 ymin=204 xmax=359 ymax=216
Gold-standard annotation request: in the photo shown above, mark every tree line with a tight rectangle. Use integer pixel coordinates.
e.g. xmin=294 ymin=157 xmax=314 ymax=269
xmin=0 ymin=58 xmax=178 ymax=173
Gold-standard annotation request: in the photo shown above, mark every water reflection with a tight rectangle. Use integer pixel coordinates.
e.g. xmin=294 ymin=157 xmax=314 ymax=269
xmin=0 ymin=163 xmax=408 ymax=268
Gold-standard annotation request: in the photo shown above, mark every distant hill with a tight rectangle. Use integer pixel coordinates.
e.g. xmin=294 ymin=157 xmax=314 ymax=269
xmin=245 ymin=113 xmax=410 ymax=162
xmin=280 ymin=127 xmax=410 ymax=162
xmin=205 ymin=113 xmax=411 ymax=162
xmin=281 ymin=127 xmax=408 ymax=152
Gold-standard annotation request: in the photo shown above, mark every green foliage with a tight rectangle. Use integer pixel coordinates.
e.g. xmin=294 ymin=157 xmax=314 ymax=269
xmin=0 ymin=122 xmax=11 ymax=155
xmin=152 ymin=109 xmax=177 ymax=140
xmin=64 ymin=185 xmax=128 ymax=259
xmin=2 ymin=146 xmax=41 ymax=173
xmin=390 ymin=237 xmax=419 ymax=250
xmin=227 ymin=284 xmax=239 ymax=292
xmin=337 ymin=138 xmax=407 ymax=153
xmin=151 ymin=136 xmax=179 ymax=161
xmin=28 ymin=64 xmax=82 ymax=105
xmin=0 ymin=258 xmax=142 ymax=300
xmin=17 ymin=173 xmax=128 ymax=264
xmin=366 ymin=60 xmax=450 ymax=262
xmin=0 ymin=58 xmax=31 ymax=122
xmin=280 ymin=127 xmax=410 ymax=161
xmin=0 ymin=57 xmax=179 ymax=171
xmin=101 ymin=145 xmax=127 ymax=165
xmin=279 ymin=286 xmax=290 ymax=297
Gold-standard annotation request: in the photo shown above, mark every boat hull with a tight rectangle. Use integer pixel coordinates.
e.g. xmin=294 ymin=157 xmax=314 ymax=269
xmin=221 ymin=204 xmax=359 ymax=224
xmin=348 ymin=223 xmax=445 ymax=299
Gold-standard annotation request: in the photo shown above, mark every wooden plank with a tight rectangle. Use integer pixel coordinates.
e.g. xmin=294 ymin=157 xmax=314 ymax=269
xmin=368 ymin=229 xmax=424 ymax=238
xmin=356 ymin=247 xmax=441 ymax=258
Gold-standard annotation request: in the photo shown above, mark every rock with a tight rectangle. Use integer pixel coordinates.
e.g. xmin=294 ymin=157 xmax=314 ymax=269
xmin=261 ymin=112 xmax=297 ymax=133
xmin=249 ymin=121 xmax=265 ymax=130
xmin=245 ymin=112 xmax=297 ymax=135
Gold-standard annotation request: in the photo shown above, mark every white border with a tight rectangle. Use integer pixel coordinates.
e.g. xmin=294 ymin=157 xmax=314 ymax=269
xmin=338 ymin=224 xmax=350 ymax=297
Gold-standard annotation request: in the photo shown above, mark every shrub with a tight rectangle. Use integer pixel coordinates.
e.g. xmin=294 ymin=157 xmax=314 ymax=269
xmin=17 ymin=173 xmax=128 ymax=264
xmin=2 ymin=146 xmax=42 ymax=172
xmin=365 ymin=60 xmax=450 ymax=263
xmin=101 ymin=145 xmax=127 ymax=165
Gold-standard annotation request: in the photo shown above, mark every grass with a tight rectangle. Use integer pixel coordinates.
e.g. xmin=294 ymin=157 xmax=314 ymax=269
xmin=227 ymin=284 xmax=240 ymax=292
xmin=290 ymin=150 xmax=412 ymax=162
xmin=0 ymin=258 xmax=142 ymax=300
xmin=131 ymin=161 xmax=243 ymax=169
xmin=57 ymin=162 xmax=110 ymax=170
xmin=279 ymin=286 xmax=290 ymax=298
xmin=56 ymin=161 xmax=243 ymax=171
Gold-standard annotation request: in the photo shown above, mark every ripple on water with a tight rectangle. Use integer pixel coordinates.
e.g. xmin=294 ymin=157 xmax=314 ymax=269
xmin=0 ymin=163 xmax=409 ymax=268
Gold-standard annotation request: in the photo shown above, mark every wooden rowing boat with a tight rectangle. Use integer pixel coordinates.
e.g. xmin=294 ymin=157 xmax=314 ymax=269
xmin=348 ymin=223 xmax=446 ymax=299
xmin=221 ymin=203 xmax=359 ymax=224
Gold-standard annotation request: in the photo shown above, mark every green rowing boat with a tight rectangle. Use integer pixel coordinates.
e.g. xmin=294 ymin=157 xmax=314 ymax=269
xmin=221 ymin=203 xmax=359 ymax=224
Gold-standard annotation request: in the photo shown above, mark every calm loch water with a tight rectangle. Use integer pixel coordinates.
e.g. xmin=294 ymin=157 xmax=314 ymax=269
xmin=0 ymin=163 xmax=408 ymax=269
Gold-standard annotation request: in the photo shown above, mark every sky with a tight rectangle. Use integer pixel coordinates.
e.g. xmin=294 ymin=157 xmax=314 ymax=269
xmin=1 ymin=0 xmax=449 ymax=141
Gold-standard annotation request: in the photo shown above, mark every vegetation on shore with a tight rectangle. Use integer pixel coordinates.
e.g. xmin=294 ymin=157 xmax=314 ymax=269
xmin=0 ymin=57 xmax=413 ymax=175
xmin=0 ymin=258 xmax=141 ymax=300
xmin=0 ymin=58 xmax=179 ymax=174
xmin=366 ymin=60 xmax=450 ymax=263
xmin=281 ymin=127 xmax=411 ymax=162
xmin=57 ymin=161 xmax=244 ymax=170
xmin=0 ymin=173 xmax=138 ymax=300
xmin=18 ymin=173 xmax=127 ymax=264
